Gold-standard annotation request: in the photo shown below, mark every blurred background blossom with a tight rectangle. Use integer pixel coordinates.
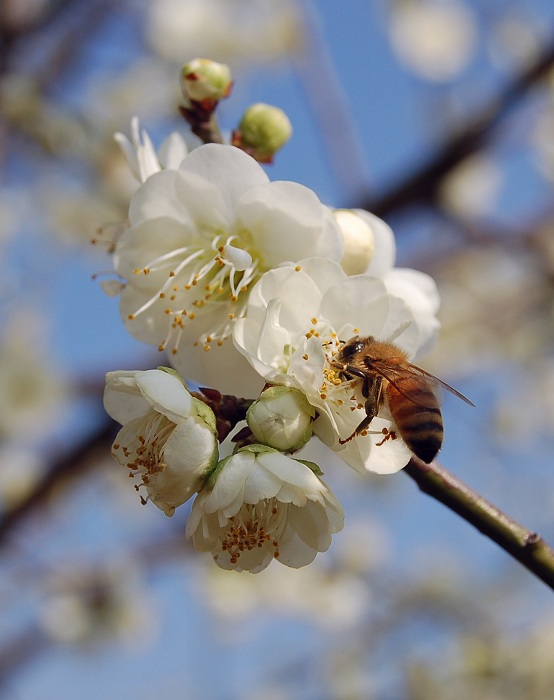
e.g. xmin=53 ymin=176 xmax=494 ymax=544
xmin=1 ymin=0 xmax=554 ymax=698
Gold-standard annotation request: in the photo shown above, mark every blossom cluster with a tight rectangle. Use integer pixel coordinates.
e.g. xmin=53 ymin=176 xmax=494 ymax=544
xmin=102 ymin=60 xmax=442 ymax=573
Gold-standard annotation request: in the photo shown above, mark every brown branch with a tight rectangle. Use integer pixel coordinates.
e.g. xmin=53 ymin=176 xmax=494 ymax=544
xmin=178 ymin=104 xmax=223 ymax=145
xmin=404 ymin=456 xmax=554 ymax=591
xmin=4 ymin=394 xmax=554 ymax=596
xmin=0 ymin=387 xmax=253 ymax=546
xmin=195 ymin=387 xmax=253 ymax=442
xmin=361 ymin=37 xmax=554 ymax=218
xmin=0 ymin=418 xmax=116 ymax=547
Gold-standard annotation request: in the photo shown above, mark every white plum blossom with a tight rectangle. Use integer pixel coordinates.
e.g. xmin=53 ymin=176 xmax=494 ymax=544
xmin=111 ymin=143 xmax=343 ymax=395
xmin=104 ymin=368 xmax=218 ymax=516
xmin=114 ymin=116 xmax=188 ymax=185
xmin=334 ymin=208 xmax=440 ymax=357
xmin=232 ymin=258 xmax=440 ymax=474
xmin=186 ymin=445 xmax=344 ymax=573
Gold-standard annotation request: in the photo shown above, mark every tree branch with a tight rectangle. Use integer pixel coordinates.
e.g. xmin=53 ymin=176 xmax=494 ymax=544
xmin=404 ymin=456 xmax=554 ymax=590
xmin=4 ymin=402 xmax=554 ymax=594
xmin=362 ymin=37 xmax=554 ymax=218
xmin=0 ymin=418 xmax=116 ymax=547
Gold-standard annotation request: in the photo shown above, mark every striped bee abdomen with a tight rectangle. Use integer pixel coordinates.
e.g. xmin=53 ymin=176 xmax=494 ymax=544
xmin=386 ymin=382 xmax=443 ymax=464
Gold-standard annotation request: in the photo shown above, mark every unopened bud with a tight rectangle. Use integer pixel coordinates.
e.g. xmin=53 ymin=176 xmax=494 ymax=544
xmin=233 ymin=103 xmax=292 ymax=163
xmin=180 ymin=58 xmax=233 ymax=109
xmin=334 ymin=209 xmax=395 ymax=276
xmin=334 ymin=209 xmax=375 ymax=275
xmin=247 ymin=386 xmax=315 ymax=452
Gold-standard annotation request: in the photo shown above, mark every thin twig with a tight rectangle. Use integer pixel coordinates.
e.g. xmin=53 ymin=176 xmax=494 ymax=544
xmin=404 ymin=456 xmax=554 ymax=590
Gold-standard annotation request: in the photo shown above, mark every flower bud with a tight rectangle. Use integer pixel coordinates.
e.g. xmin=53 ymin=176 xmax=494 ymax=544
xmin=232 ymin=103 xmax=292 ymax=163
xmin=334 ymin=209 xmax=375 ymax=275
xmin=246 ymin=386 xmax=315 ymax=452
xmin=180 ymin=58 xmax=233 ymax=108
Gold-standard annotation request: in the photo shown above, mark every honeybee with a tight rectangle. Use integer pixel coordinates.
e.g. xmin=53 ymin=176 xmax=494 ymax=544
xmin=331 ymin=336 xmax=474 ymax=464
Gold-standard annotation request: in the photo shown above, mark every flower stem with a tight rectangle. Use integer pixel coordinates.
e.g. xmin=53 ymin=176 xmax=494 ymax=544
xmin=195 ymin=387 xmax=253 ymax=442
xmin=404 ymin=456 xmax=554 ymax=590
xmin=178 ymin=105 xmax=223 ymax=144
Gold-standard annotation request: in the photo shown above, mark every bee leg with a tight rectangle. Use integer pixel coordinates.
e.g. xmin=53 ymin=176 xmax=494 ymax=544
xmin=339 ymin=375 xmax=383 ymax=444
xmin=376 ymin=428 xmax=397 ymax=447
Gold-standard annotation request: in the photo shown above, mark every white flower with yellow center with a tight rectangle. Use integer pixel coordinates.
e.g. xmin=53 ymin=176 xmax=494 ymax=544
xmin=111 ymin=144 xmax=343 ymax=395
xmin=104 ymin=368 xmax=218 ymax=516
xmin=233 ymin=258 xmax=439 ymax=474
xmin=186 ymin=445 xmax=344 ymax=573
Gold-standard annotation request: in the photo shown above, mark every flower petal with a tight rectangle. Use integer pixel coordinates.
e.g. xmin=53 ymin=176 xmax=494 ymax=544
xmin=173 ymin=169 xmax=229 ymax=230
xmin=104 ymin=371 xmax=150 ymax=424
xmin=319 ymin=275 xmax=389 ymax=334
xmin=128 ymin=170 xmax=191 ymax=225
xmin=164 ymin=417 xmax=217 ymax=478
xmin=178 ymin=144 xmax=269 ymax=218
xmin=243 ymin=462 xmax=283 ymax=503
xmin=214 ymin=544 xmax=274 ymax=573
xmin=114 ymin=216 xmax=191 ymax=288
xmin=355 ymin=210 xmax=396 ymax=275
xmin=204 ymin=451 xmax=254 ymax=513
xmin=170 ymin=338 xmax=265 ymax=397
xmin=260 ymin=452 xmax=322 ymax=495
xmin=135 ymin=369 xmax=192 ymax=422
xmin=276 ymin=526 xmax=318 ymax=568
xmin=158 ymin=131 xmax=188 ymax=170
xmin=384 ymin=268 xmax=441 ymax=358
xmin=287 ymin=501 xmax=333 ymax=551
xmin=238 ymin=181 xmax=343 ymax=268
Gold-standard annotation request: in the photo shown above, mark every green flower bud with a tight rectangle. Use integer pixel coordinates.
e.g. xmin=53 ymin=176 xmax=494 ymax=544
xmin=246 ymin=386 xmax=315 ymax=452
xmin=233 ymin=103 xmax=292 ymax=163
xmin=180 ymin=58 xmax=233 ymax=107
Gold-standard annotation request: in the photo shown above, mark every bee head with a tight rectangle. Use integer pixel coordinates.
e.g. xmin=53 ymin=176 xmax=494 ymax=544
xmin=338 ymin=335 xmax=372 ymax=360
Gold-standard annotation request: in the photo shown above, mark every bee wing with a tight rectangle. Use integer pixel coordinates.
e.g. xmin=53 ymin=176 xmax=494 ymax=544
xmin=406 ymin=364 xmax=475 ymax=407
xmin=369 ymin=360 xmax=475 ymax=408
